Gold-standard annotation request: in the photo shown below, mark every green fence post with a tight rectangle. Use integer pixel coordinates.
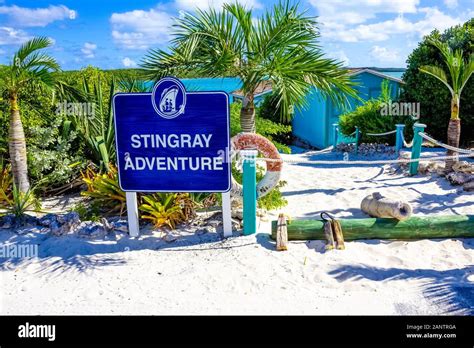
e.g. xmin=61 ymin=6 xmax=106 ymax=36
xmin=409 ymin=123 xmax=426 ymax=175
xmin=355 ymin=126 xmax=360 ymax=155
xmin=242 ymin=149 xmax=258 ymax=235
xmin=395 ymin=124 xmax=405 ymax=154
xmin=332 ymin=123 xmax=339 ymax=147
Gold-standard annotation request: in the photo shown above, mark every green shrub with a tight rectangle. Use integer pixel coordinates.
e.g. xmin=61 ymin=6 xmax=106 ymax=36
xmin=257 ymin=178 xmax=288 ymax=210
xmin=139 ymin=193 xmax=188 ymax=230
xmin=70 ymin=201 xmax=102 ymax=222
xmin=339 ymin=82 xmax=414 ymax=144
xmin=188 ymin=192 xmax=218 ymax=209
xmin=0 ymin=155 xmax=41 ymax=218
xmin=231 ymin=164 xmax=288 ymax=211
xmin=27 ymin=120 xmax=85 ymax=191
xmin=257 ymin=94 xmax=294 ymax=148
xmin=81 ymin=164 xmax=126 ymax=216
xmin=230 ymin=102 xmax=292 ymax=153
xmin=0 ymin=184 xmax=41 ymax=219
xmin=400 ymin=19 xmax=473 ymax=146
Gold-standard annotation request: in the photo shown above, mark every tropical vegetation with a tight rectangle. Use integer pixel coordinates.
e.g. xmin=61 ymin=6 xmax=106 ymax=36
xmin=401 ymin=19 xmax=473 ymax=150
xmin=339 ymin=81 xmax=415 ymax=144
xmin=1 ymin=37 xmax=60 ymax=193
xmin=418 ymin=38 xmax=473 ymax=171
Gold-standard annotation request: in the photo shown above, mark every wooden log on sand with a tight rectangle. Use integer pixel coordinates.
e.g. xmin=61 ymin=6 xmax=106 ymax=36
xmin=270 ymin=215 xmax=474 ymax=241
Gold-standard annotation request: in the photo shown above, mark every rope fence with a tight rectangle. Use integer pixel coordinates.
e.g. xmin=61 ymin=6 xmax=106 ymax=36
xmin=419 ymin=132 xmax=474 ymax=154
xmin=401 ymin=132 xmax=413 ymax=148
xmin=333 ymin=124 xmax=474 ymax=156
xmin=365 ymin=130 xmax=397 ymax=137
xmin=333 ymin=124 xmax=405 ymax=155
xmin=250 ymin=153 xmax=473 ymax=166
xmin=232 ymin=125 xmax=474 ymax=175
xmin=236 ymin=129 xmax=474 ymax=168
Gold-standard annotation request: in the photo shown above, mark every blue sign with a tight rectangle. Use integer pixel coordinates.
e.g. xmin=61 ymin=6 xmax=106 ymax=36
xmin=113 ymin=77 xmax=231 ymax=192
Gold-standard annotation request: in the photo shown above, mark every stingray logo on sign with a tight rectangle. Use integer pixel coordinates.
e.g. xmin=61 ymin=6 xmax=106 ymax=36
xmin=113 ymin=77 xmax=231 ymax=192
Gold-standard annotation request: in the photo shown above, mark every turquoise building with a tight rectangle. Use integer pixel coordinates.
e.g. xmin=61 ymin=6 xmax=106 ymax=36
xmin=292 ymin=68 xmax=404 ymax=149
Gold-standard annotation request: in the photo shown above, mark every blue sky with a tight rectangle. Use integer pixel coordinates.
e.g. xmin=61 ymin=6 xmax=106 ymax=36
xmin=0 ymin=0 xmax=472 ymax=70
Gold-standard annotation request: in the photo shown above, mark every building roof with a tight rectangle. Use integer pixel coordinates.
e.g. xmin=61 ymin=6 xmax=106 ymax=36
xmin=348 ymin=67 xmax=405 ymax=83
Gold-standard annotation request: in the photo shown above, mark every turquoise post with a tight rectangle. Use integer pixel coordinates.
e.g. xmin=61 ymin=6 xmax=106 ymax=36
xmin=242 ymin=150 xmax=257 ymax=235
xmin=395 ymin=124 xmax=405 ymax=154
xmin=409 ymin=123 xmax=426 ymax=175
xmin=355 ymin=127 xmax=360 ymax=155
xmin=332 ymin=123 xmax=339 ymax=146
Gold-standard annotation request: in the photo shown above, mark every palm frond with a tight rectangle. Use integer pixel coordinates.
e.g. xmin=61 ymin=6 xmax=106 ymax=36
xmin=9 ymin=36 xmax=59 ymax=92
xmin=459 ymin=54 xmax=474 ymax=93
xmin=419 ymin=65 xmax=454 ymax=95
xmin=424 ymin=38 xmax=473 ymax=95
xmin=269 ymin=49 xmax=357 ymax=122
xmin=14 ymin=37 xmax=53 ymax=64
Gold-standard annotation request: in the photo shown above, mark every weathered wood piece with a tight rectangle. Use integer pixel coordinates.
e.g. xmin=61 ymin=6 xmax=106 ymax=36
xmin=332 ymin=219 xmax=345 ymax=250
xmin=323 ymin=221 xmax=335 ymax=250
xmin=276 ymin=213 xmax=288 ymax=251
xmin=361 ymin=192 xmax=412 ymax=220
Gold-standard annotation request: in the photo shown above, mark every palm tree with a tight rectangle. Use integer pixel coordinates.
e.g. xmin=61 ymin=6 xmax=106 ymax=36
xmin=1 ymin=37 xmax=60 ymax=192
xmin=419 ymin=39 xmax=474 ymax=171
xmin=141 ymin=1 xmax=357 ymax=132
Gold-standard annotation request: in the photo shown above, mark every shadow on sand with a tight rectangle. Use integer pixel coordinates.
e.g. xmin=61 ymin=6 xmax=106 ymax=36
xmin=328 ymin=264 xmax=474 ymax=315
xmin=0 ymin=227 xmax=248 ymax=275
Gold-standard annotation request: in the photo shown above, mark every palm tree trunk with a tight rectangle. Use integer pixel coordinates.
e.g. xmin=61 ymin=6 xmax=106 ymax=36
xmin=8 ymin=93 xmax=30 ymax=193
xmin=445 ymin=96 xmax=461 ymax=172
xmin=240 ymin=95 xmax=256 ymax=133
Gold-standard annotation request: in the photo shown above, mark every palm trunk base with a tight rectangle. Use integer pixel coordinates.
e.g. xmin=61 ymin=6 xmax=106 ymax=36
xmin=445 ymin=119 xmax=461 ymax=172
xmin=240 ymin=106 xmax=256 ymax=133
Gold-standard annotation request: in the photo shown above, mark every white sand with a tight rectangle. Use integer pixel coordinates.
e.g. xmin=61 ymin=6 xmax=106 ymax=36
xmin=1 ymin=149 xmax=473 ymax=315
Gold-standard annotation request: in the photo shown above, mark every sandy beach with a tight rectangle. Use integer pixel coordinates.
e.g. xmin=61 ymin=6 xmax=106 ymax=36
xmin=1 ymin=149 xmax=473 ymax=315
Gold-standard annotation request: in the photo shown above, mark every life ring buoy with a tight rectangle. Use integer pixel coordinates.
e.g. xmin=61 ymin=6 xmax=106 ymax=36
xmin=231 ymin=133 xmax=282 ymax=199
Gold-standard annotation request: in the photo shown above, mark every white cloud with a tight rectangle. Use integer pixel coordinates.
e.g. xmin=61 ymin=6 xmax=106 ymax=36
xmin=0 ymin=26 xmax=30 ymax=45
xmin=370 ymin=46 xmax=400 ymax=63
xmin=122 ymin=57 xmax=137 ymax=67
xmin=311 ymin=0 xmax=419 ymax=26
xmin=415 ymin=7 xmax=466 ymax=36
xmin=0 ymin=5 xmax=76 ymax=27
xmin=176 ymin=0 xmax=262 ymax=11
xmin=323 ymin=8 xmax=470 ymax=42
xmin=329 ymin=50 xmax=350 ymax=66
xmin=110 ymin=8 xmax=173 ymax=49
xmin=81 ymin=42 xmax=97 ymax=58
xmin=444 ymin=0 xmax=458 ymax=9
